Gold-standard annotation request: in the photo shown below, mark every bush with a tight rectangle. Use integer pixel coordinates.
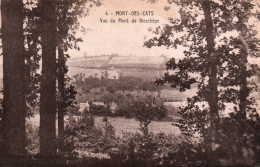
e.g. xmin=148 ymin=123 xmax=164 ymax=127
xmin=61 ymin=114 xmax=117 ymax=157
xmin=115 ymin=101 xmax=168 ymax=122
xmin=89 ymin=104 xmax=111 ymax=116
xmin=106 ymin=131 xmax=205 ymax=167
xmin=175 ymin=102 xmax=260 ymax=166
xmin=26 ymin=122 xmax=39 ymax=155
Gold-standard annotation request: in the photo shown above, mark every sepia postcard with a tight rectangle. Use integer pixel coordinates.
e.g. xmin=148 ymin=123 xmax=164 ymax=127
xmin=0 ymin=0 xmax=260 ymax=166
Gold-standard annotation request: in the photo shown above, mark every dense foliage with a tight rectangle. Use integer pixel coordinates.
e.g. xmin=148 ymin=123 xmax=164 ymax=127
xmin=74 ymin=74 xmax=162 ymax=94
xmin=25 ymin=110 xmax=203 ymax=167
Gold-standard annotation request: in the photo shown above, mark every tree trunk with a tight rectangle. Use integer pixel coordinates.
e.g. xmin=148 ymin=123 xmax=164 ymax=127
xmin=57 ymin=48 xmax=65 ymax=151
xmin=1 ymin=0 xmax=26 ymax=163
xmin=39 ymin=0 xmax=57 ymax=163
xmin=239 ymin=51 xmax=247 ymax=120
xmin=202 ymin=0 xmax=219 ymax=152
xmin=237 ymin=29 xmax=249 ymax=120
xmin=57 ymin=2 xmax=69 ymax=153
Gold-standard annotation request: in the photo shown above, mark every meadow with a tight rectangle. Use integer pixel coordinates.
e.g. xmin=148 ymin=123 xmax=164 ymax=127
xmin=27 ymin=114 xmax=180 ymax=137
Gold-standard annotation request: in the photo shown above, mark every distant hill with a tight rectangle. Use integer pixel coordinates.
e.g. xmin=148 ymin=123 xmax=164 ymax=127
xmin=67 ymin=55 xmax=168 ymax=70
xmin=67 ymin=55 xmax=169 ymax=80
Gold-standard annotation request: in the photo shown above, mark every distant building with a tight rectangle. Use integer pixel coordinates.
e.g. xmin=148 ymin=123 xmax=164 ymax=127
xmin=92 ymin=102 xmax=106 ymax=107
xmin=79 ymin=101 xmax=90 ymax=113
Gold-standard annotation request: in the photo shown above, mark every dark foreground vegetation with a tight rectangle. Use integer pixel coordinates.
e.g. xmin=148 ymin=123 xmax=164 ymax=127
xmin=3 ymin=110 xmax=260 ymax=167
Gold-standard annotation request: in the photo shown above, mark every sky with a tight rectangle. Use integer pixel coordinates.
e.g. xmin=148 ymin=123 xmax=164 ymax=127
xmin=69 ymin=0 xmax=260 ymax=60
xmin=0 ymin=0 xmax=259 ymax=60
xmin=68 ymin=0 xmax=180 ymax=58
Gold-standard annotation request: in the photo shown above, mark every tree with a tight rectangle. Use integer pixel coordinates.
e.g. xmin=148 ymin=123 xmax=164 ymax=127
xmin=132 ymin=101 xmax=167 ymax=135
xmin=1 ymin=0 xmax=27 ymax=163
xmin=218 ymin=0 xmax=260 ymax=120
xmin=39 ymin=0 xmax=58 ymax=162
xmin=57 ymin=48 xmax=66 ymax=150
xmin=146 ymin=0 xmax=220 ymax=151
xmin=24 ymin=1 xmax=42 ymax=113
xmin=55 ymin=0 xmax=101 ymax=152
xmin=145 ymin=0 xmax=260 ymax=165
xmin=56 ymin=1 xmax=70 ymax=152
xmin=94 ymin=73 xmax=98 ymax=78
xmin=201 ymin=1 xmax=219 ymax=151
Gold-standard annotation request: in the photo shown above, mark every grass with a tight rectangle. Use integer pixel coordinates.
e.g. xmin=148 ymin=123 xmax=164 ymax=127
xmin=27 ymin=114 xmax=180 ymax=138
xmin=94 ymin=117 xmax=180 ymax=137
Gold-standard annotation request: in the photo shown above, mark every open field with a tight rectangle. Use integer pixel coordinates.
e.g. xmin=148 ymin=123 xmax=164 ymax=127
xmin=94 ymin=117 xmax=180 ymax=137
xmin=26 ymin=99 xmax=260 ymax=138
xmin=27 ymin=114 xmax=180 ymax=137
xmin=27 ymin=99 xmax=260 ymax=137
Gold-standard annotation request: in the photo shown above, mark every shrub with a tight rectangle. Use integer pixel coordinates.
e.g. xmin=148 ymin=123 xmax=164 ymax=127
xmin=89 ymin=104 xmax=111 ymax=116
xmin=26 ymin=122 xmax=39 ymax=155
xmin=107 ymin=131 xmax=205 ymax=167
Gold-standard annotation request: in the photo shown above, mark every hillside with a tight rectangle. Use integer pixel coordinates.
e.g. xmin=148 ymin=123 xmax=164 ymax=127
xmin=67 ymin=55 xmax=168 ymax=70
xmin=67 ymin=55 xmax=168 ymax=80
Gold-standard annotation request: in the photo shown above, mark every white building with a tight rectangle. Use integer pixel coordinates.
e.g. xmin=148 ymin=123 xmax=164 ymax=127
xmin=79 ymin=101 xmax=90 ymax=113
